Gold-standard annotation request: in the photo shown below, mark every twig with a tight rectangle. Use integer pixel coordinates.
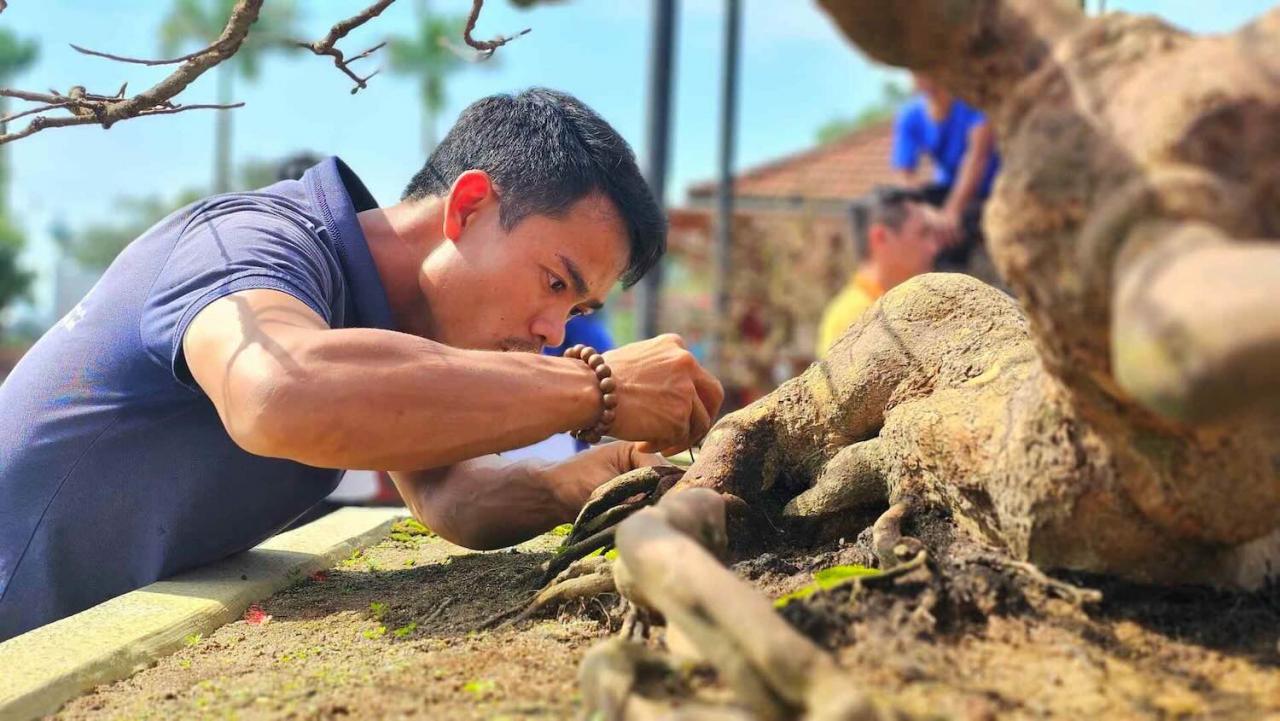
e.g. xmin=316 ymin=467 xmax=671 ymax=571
xmin=0 ymin=101 xmax=72 ymax=125
xmin=0 ymin=0 xmax=264 ymax=145
xmin=422 ymin=595 xmax=454 ymax=626
xmin=543 ymin=527 xmax=616 ymax=584
xmin=295 ymin=0 xmax=397 ymax=94
xmin=463 ymin=0 xmax=531 ymax=58
xmin=69 ymin=43 xmax=209 ymax=67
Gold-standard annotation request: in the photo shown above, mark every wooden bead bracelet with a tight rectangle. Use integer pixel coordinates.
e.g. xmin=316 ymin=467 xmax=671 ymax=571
xmin=564 ymin=344 xmax=617 ymax=444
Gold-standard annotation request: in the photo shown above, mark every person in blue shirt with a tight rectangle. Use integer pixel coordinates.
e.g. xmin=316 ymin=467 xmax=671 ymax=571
xmin=0 ymin=88 xmax=724 ymax=640
xmin=891 ymin=71 xmax=1000 ymax=271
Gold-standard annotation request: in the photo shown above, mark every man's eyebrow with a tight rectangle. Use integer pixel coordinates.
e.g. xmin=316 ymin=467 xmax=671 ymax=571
xmin=557 ymin=253 xmax=604 ymax=309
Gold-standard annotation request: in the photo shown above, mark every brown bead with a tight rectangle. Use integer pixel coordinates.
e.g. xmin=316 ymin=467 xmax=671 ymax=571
xmin=595 ymin=365 xmax=612 ymax=380
xmin=599 ymin=377 xmax=617 ymax=394
xmin=580 ymin=346 xmax=597 ymax=359
xmin=602 ymin=393 xmax=618 ymax=409
xmin=586 ymin=354 xmax=605 ymax=369
xmin=599 ymin=408 xmax=616 ymax=425
xmin=565 ymin=344 xmax=583 ymax=358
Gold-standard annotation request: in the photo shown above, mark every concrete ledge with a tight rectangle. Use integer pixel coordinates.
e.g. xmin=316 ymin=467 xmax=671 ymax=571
xmin=0 ymin=506 xmax=407 ymax=721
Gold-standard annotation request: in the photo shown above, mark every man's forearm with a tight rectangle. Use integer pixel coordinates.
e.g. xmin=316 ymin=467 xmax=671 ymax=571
xmin=945 ymin=124 xmax=993 ymax=216
xmin=254 ymin=328 xmax=600 ymax=471
xmin=390 ymin=456 xmax=576 ymax=550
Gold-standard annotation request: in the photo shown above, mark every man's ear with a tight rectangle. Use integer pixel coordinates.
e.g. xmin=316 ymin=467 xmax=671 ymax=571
xmin=442 ymin=170 xmax=497 ymax=242
xmin=866 ymin=224 xmax=888 ymax=257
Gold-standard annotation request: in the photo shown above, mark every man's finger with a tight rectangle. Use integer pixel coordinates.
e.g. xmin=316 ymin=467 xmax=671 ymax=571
xmin=691 ymin=366 xmax=725 ymax=422
xmin=687 ymin=392 xmax=712 ymax=450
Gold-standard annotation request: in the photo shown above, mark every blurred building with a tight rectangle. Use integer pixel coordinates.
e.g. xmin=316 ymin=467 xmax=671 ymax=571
xmin=653 ymin=120 xmax=932 ymax=407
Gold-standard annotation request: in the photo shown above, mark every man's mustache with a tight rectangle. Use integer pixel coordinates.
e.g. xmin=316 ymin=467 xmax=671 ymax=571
xmin=498 ymin=338 xmax=543 ymax=354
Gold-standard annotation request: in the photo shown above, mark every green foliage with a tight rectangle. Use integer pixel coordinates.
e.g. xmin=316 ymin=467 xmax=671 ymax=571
xmin=815 ymin=80 xmax=911 ymax=145
xmin=362 ymin=624 xmax=387 ymax=640
xmin=549 ymin=523 xmax=573 ymax=537
xmin=63 ymin=189 xmax=205 ymax=270
xmin=0 ymin=28 xmax=38 ymax=82
xmin=392 ymin=622 xmax=418 ymax=639
xmin=159 ymin=0 xmax=298 ymax=81
xmin=0 ymin=216 xmax=32 ymax=324
xmin=773 ymin=564 xmax=881 ymax=608
xmin=369 ymin=601 xmax=388 ymax=620
xmin=387 ymin=8 xmax=494 ymax=154
xmin=183 ymin=632 xmax=203 ymax=647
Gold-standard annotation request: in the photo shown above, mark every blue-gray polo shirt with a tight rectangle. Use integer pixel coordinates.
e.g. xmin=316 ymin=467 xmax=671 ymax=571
xmin=0 ymin=157 xmax=394 ymax=640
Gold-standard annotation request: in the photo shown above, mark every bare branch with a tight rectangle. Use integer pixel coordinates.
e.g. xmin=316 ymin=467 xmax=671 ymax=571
xmin=0 ymin=101 xmax=72 ymax=125
xmin=296 ymin=0 xmax=397 ymax=94
xmin=0 ymin=0 xmax=264 ymax=145
xmin=68 ymin=43 xmax=208 ymax=67
xmin=464 ymin=0 xmax=531 ymax=58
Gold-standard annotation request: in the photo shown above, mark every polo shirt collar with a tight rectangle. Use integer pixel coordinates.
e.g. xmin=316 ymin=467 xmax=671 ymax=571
xmin=303 ymin=156 xmax=395 ymax=331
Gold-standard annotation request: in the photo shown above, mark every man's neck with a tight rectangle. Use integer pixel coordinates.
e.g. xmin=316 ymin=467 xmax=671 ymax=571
xmin=357 ymin=198 xmax=445 ymax=339
xmin=924 ymin=91 xmax=953 ymax=122
xmin=859 ymin=261 xmax=905 ymax=297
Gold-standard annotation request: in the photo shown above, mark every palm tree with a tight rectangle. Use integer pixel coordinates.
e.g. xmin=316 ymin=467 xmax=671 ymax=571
xmin=0 ymin=29 xmax=38 ymax=217
xmin=388 ymin=2 xmax=472 ymax=158
xmin=159 ymin=0 xmax=298 ymax=193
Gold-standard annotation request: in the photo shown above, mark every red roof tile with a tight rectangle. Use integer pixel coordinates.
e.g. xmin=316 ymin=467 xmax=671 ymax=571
xmin=687 ymin=120 xmax=929 ymax=202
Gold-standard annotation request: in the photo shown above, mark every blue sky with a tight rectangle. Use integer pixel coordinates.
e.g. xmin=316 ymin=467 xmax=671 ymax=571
xmin=5 ymin=0 xmax=1277 ymax=323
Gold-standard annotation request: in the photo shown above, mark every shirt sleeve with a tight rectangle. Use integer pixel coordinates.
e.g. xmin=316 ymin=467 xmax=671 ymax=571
xmin=890 ymin=104 xmax=921 ymax=172
xmin=139 ymin=200 xmax=341 ymax=391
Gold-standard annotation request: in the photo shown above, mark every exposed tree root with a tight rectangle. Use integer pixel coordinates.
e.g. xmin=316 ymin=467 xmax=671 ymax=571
xmin=597 ymin=489 xmax=899 ymax=721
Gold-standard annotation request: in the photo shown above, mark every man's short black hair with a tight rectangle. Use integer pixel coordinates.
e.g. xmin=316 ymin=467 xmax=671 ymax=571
xmin=402 ymin=88 xmax=664 ymax=288
xmin=851 ymin=185 xmax=925 ymax=259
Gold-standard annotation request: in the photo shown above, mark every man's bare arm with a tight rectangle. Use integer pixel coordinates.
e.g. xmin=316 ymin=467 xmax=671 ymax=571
xmin=390 ymin=442 xmax=663 ymax=550
xmin=943 ymin=121 xmax=994 ymax=221
xmin=183 ymin=288 xmax=602 ymax=471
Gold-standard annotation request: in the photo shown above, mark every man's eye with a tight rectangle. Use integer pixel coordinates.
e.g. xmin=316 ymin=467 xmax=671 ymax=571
xmin=549 ymin=275 xmax=567 ymax=292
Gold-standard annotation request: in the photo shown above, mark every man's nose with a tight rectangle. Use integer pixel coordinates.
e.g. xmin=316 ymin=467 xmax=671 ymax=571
xmin=533 ymin=314 xmax=567 ymax=350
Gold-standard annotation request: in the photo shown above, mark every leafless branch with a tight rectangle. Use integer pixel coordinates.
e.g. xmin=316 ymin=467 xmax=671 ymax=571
xmin=0 ymin=100 xmax=72 ymax=125
xmin=68 ymin=43 xmax=208 ymax=67
xmin=0 ymin=0 xmax=264 ymax=145
xmin=0 ymin=0 xmax=534 ymax=145
xmin=295 ymin=0 xmax=397 ymax=94
xmin=464 ymin=0 xmax=531 ymax=59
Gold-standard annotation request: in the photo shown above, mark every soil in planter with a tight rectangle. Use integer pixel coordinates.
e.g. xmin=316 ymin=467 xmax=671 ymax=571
xmin=53 ymin=526 xmax=608 ymax=721
xmin=53 ymin=522 xmax=1280 ymax=720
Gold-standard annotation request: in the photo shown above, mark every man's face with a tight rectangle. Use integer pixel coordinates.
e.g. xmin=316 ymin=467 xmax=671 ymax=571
xmin=419 ymin=192 xmax=630 ymax=352
xmin=880 ymin=203 xmax=942 ymax=276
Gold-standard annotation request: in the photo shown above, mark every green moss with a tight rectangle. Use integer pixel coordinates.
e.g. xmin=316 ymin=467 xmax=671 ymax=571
xmin=774 ymin=564 xmax=881 ymax=608
xmin=390 ymin=518 xmax=434 ymax=537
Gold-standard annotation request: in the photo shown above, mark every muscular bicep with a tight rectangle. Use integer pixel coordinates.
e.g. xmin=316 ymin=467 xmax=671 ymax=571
xmin=182 ymin=288 xmax=329 ymax=443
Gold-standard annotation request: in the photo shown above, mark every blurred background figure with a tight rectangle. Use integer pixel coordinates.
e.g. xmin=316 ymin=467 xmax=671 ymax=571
xmin=891 ymin=71 xmax=999 ymax=276
xmin=816 ymin=186 xmax=942 ymax=359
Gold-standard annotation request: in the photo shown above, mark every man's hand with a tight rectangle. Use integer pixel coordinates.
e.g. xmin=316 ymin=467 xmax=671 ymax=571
xmin=544 ymin=441 xmax=669 ymax=514
xmin=602 ymin=334 xmax=724 ymax=456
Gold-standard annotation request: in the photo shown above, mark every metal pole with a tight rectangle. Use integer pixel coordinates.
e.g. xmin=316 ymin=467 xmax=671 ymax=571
xmin=636 ymin=0 xmax=677 ymax=339
xmin=710 ymin=0 xmax=741 ymax=376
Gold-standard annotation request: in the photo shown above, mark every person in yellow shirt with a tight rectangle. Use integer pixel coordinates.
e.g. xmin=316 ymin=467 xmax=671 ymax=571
xmin=817 ymin=187 xmax=944 ymax=358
